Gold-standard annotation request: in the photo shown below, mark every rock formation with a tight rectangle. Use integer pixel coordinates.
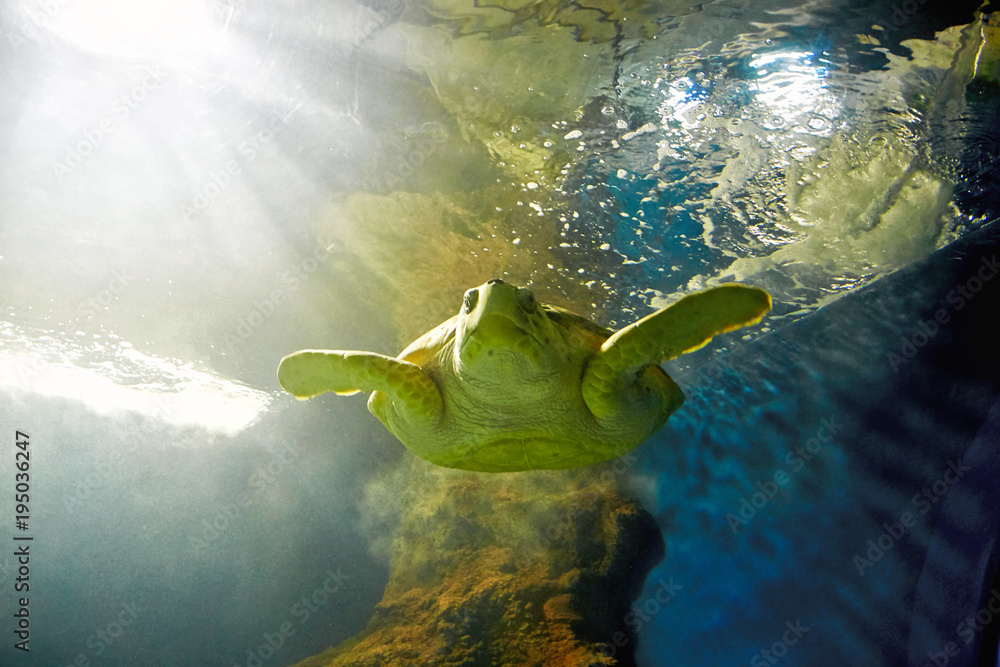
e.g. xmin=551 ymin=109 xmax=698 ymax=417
xmin=293 ymin=459 xmax=664 ymax=666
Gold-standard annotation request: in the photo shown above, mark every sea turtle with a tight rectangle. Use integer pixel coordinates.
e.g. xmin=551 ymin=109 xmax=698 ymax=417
xmin=277 ymin=279 xmax=771 ymax=472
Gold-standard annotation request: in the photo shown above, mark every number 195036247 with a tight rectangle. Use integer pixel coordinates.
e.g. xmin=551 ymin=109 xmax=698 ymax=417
xmin=15 ymin=432 xmax=30 ymax=531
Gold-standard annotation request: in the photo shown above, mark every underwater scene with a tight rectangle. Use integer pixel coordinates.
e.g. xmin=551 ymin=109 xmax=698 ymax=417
xmin=2 ymin=0 xmax=1000 ymax=665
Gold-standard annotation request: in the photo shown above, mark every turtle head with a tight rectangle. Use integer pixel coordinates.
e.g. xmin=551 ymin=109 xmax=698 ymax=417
xmin=454 ymin=280 xmax=564 ymax=385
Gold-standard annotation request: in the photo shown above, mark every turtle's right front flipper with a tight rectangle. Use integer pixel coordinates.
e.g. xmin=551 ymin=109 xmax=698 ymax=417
xmin=277 ymin=350 xmax=443 ymax=424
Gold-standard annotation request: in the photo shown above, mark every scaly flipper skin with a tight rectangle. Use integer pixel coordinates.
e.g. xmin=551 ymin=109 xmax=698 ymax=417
xmin=582 ymin=284 xmax=772 ymax=421
xmin=277 ymin=350 xmax=443 ymax=424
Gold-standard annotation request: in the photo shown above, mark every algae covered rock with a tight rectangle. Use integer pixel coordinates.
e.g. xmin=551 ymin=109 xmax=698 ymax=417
xmin=293 ymin=460 xmax=665 ymax=666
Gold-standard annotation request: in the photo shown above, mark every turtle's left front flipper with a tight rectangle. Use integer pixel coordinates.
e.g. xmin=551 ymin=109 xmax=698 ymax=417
xmin=582 ymin=284 xmax=771 ymax=421
xmin=277 ymin=350 xmax=443 ymax=425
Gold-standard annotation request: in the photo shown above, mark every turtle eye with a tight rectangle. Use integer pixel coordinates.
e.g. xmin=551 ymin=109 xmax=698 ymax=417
xmin=516 ymin=288 xmax=537 ymax=313
xmin=463 ymin=290 xmax=478 ymax=313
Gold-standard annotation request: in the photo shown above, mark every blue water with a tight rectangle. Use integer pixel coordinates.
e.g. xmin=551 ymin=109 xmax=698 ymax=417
xmin=0 ymin=0 xmax=998 ymax=665
xmin=636 ymin=222 xmax=1000 ymax=665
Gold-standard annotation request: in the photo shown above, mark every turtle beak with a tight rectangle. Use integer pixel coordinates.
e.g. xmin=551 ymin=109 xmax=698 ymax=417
xmin=466 ymin=282 xmax=527 ymax=328
xmin=457 ymin=281 xmax=539 ymax=356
